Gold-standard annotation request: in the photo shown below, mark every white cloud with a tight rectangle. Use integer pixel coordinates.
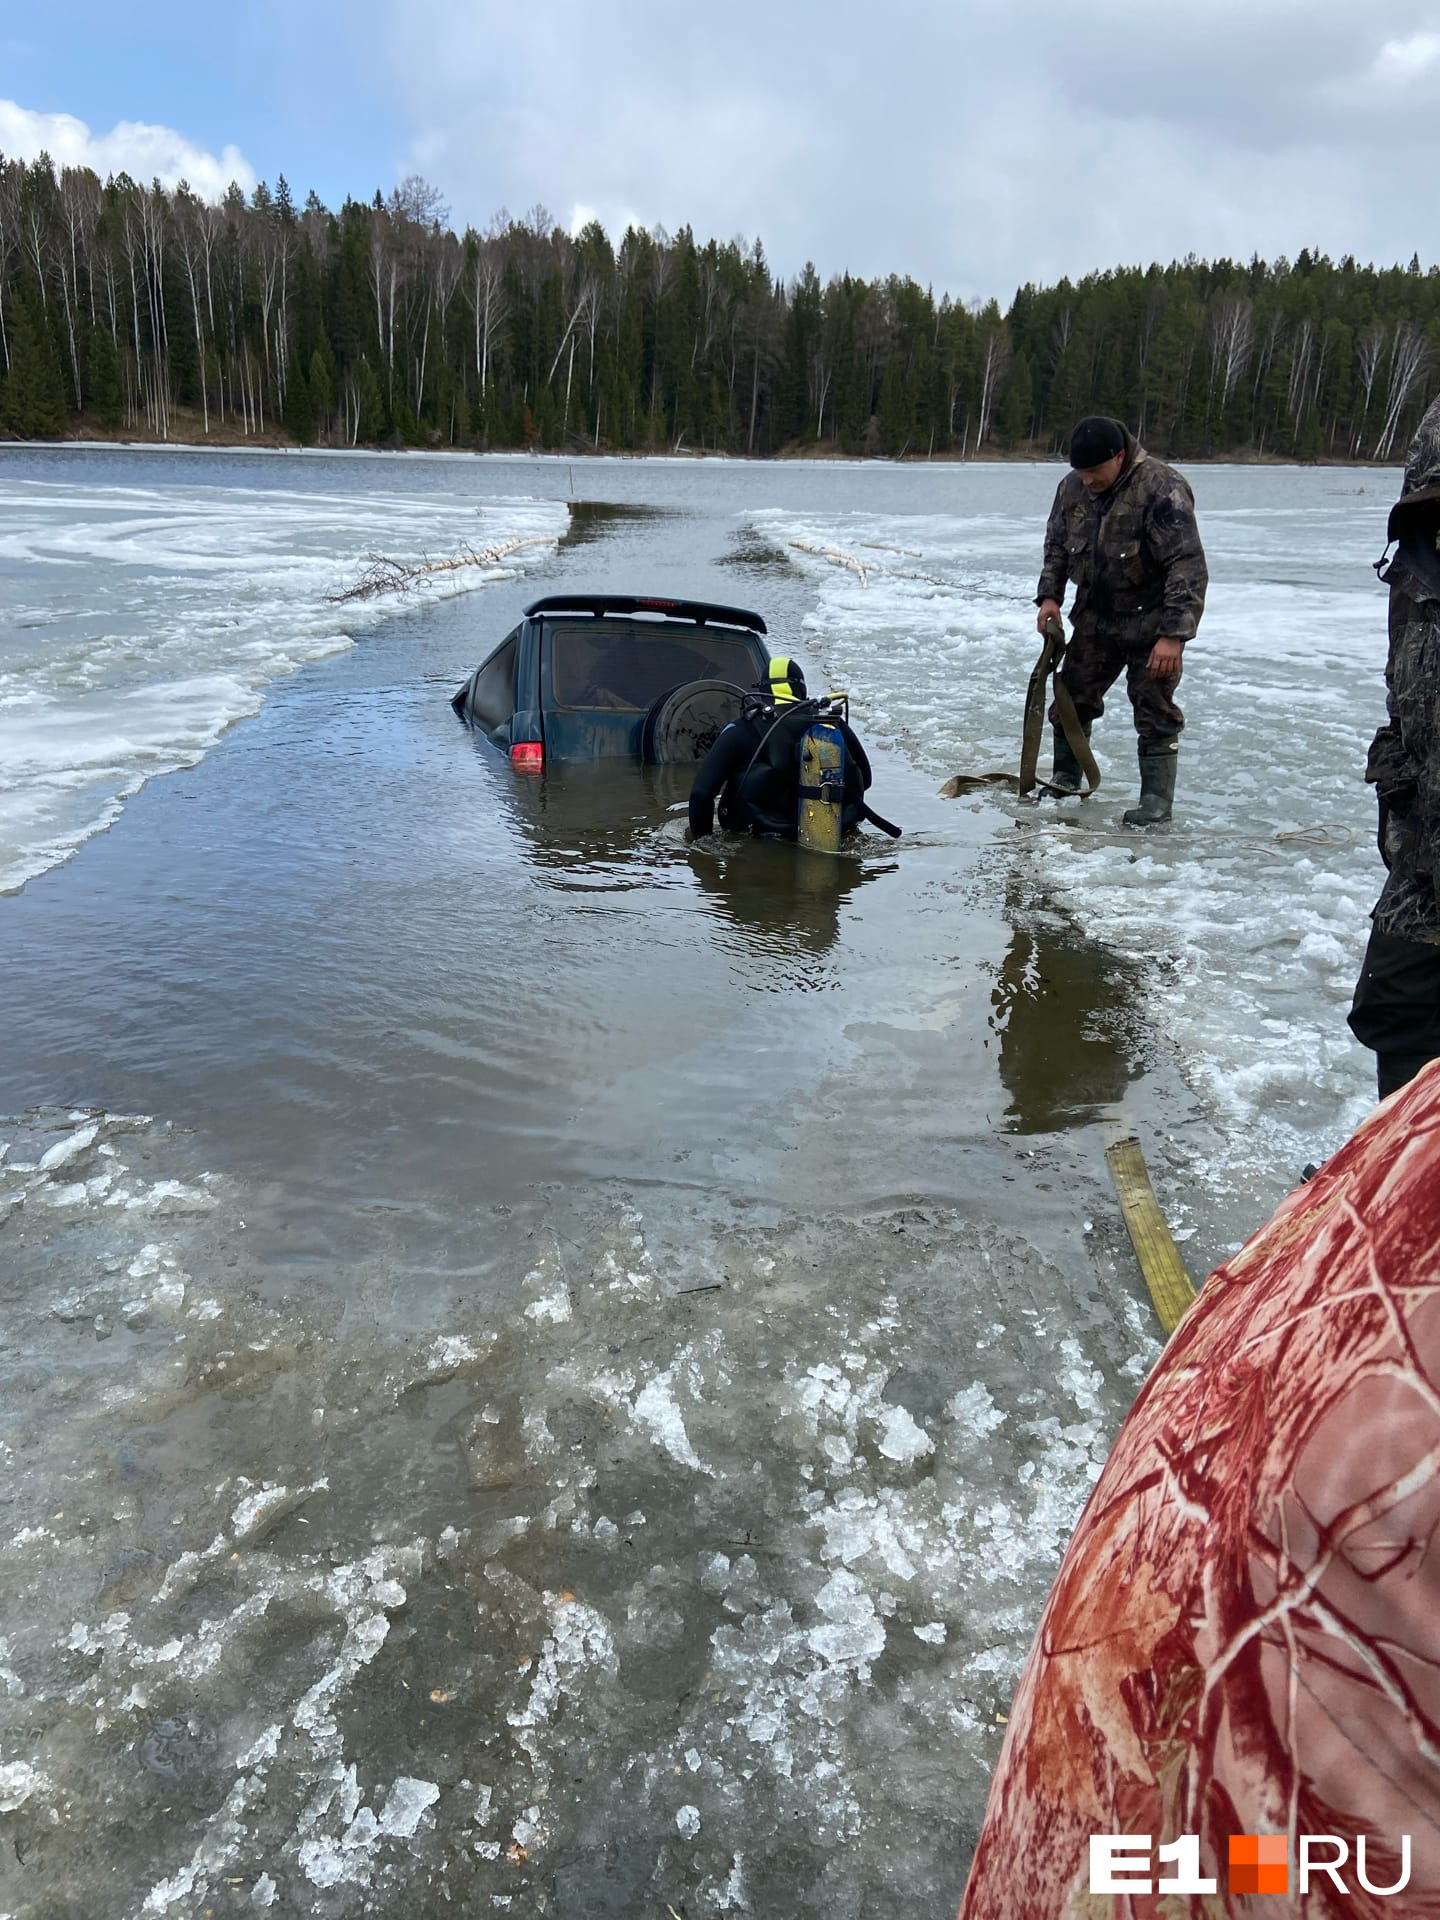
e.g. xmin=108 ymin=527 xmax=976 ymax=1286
xmin=1372 ymin=27 xmax=1440 ymax=83
xmin=567 ymin=200 xmax=646 ymax=243
xmin=366 ymin=0 xmax=1440 ymax=299
xmin=0 ymin=99 xmax=256 ymax=201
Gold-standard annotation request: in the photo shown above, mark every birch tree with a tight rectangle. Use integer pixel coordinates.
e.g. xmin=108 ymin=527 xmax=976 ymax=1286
xmin=1373 ymin=323 xmax=1430 ymax=459
xmin=1207 ymin=294 xmax=1253 ymax=410
xmin=973 ymin=303 xmax=1011 ymax=446
xmin=467 ymin=234 xmax=509 ymax=418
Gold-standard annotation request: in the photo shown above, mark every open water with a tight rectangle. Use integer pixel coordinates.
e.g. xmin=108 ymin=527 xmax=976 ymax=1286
xmin=0 ymin=445 xmax=1394 ymax=1916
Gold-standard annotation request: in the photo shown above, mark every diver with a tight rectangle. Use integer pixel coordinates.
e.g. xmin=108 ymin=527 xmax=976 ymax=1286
xmin=686 ymin=657 xmax=897 ymax=843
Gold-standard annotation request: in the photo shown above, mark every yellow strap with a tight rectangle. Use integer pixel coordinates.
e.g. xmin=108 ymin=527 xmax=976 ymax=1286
xmin=1105 ymin=1135 xmax=1197 ymax=1335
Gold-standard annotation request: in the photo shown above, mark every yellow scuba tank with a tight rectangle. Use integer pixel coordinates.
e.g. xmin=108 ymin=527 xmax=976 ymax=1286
xmin=798 ymin=721 xmax=847 ymax=852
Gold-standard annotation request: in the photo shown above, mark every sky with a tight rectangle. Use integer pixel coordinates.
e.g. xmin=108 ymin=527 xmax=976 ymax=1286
xmin=3 ymin=0 xmax=1439 ymax=303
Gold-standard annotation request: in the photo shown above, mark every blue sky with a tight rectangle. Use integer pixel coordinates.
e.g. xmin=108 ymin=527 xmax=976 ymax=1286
xmin=4 ymin=1 xmax=1440 ymax=303
xmin=2 ymin=1 xmax=402 ymax=211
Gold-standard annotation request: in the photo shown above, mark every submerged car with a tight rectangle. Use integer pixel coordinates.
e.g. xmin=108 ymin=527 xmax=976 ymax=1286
xmin=451 ymin=593 xmax=771 ymax=770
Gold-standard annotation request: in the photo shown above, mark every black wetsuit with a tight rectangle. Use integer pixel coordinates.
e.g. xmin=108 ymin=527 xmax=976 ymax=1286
xmin=688 ymin=703 xmax=873 ymax=840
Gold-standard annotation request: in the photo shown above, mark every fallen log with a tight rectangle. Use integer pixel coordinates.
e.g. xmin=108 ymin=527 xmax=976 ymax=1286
xmin=327 ymin=533 xmax=558 ymax=604
xmin=787 ymin=538 xmax=868 ymax=588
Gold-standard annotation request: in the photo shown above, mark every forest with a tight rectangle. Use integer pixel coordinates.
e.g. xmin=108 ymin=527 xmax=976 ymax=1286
xmin=1 ymin=152 xmax=1437 ymax=462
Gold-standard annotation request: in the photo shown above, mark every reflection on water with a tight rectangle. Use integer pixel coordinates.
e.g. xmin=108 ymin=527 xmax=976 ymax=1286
xmin=719 ymin=529 xmax=794 ymax=576
xmin=559 ymin=499 xmax=674 ymax=547
xmin=990 ymin=899 xmax=1142 ymax=1133
xmin=479 ymin=754 xmax=688 ymax=883
xmin=484 ymin=749 xmax=892 ymax=986
xmin=690 ymin=839 xmax=891 ymax=986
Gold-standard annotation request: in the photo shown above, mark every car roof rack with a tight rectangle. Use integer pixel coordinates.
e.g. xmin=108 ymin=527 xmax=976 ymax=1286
xmin=524 ymin=594 xmax=767 ymax=635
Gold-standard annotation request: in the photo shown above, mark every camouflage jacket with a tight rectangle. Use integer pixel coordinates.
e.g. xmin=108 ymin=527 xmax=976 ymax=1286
xmin=1368 ymin=394 xmax=1440 ymax=942
xmin=1036 ymin=426 xmax=1208 ymax=646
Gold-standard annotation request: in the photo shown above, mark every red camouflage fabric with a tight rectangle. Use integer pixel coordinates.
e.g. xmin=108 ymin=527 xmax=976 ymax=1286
xmin=959 ymin=1064 xmax=1440 ymax=1918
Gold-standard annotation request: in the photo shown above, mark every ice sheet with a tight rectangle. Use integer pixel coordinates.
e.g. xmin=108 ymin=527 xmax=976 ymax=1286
xmin=0 ymin=473 xmax=566 ymax=893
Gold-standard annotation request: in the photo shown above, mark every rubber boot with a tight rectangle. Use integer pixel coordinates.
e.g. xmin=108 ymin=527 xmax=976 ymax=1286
xmin=1122 ymin=740 xmax=1178 ymax=826
xmin=1047 ymin=722 xmax=1092 ymax=795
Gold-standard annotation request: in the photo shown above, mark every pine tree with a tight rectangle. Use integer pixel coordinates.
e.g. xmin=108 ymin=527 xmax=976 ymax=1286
xmin=352 ymin=357 xmax=384 ymax=441
xmin=87 ymin=321 xmax=123 ymax=428
xmin=996 ymin=351 xmax=1034 ymax=448
xmin=2 ymin=299 xmax=68 ymax=437
xmin=283 ymin=360 xmax=313 ymax=442
xmin=307 ymin=345 xmax=335 ymax=440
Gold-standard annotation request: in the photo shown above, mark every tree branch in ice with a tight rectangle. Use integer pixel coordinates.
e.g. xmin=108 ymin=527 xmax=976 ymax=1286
xmin=788 ymin=539 xmax=868 ymax=588
xmin=327 ymin=534 xmax=558 ymax=603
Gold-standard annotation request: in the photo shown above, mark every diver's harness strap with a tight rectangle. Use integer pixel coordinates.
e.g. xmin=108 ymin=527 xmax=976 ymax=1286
xmin=1019 ymin=614 xmax=1101 ymax=797
xmin=736 ymin=693 xmax=848 ymax=783
xmin=794 ymin=782 xmax=902 ymax=838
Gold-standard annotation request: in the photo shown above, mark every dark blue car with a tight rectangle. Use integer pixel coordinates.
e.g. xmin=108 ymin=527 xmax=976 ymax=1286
xmin=451 ymin=594 xmax=772 ymax=771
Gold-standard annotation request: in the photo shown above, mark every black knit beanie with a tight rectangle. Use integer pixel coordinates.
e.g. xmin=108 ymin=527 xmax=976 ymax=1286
xmin=1068 ymin=416 xmax=1126 ymax=469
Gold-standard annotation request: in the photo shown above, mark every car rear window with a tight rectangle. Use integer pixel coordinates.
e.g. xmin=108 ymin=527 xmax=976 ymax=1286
xmin=548 ymin=623 xmax=760 ymax=712
xmin=468 ymin=629 xmax=520 ymax=731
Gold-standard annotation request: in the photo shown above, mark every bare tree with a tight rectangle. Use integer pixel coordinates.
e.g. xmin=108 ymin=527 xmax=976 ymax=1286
xmin=422 ymin=230 xmax=463 ymax=421
xmin=19 ymin=155 xmax=51 ymax=308
xmin=467 ymin=232 xmax=509 ymax=425
xmin=973 ymin=304 xmax=1011 ymax=446
xmin=389 ymin=175 xmax=450 ymax=234
xmin=1251 ymin=307 xmax=1284 ymax=407
xmin=545 ymin=272 xmax=599 ymax=385
xmin=367 ymin=201 xmax=401 ymax=400
xmin=0 ymin=161 xmax=17 ymax=369
xmin=174 ymin=185 xmax=213 ymax=431
xmin=1287 ymin=316 xmax=1313 ymax=435
xmin=1373 ymin=323 xmax=1431 ymax=459
xmin=811 ymin=324 xmax=833 ymax=443
xmin=1206 ymin=294 xmax=1254 ymax=410
xmin=58 ymin=165 xmax=100 ymax=322
xmin=1353 ymin=323 xmax=1386 ymax=452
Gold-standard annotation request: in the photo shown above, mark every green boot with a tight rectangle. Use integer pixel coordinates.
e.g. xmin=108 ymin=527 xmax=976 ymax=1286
xmin=1123 ymin=740 xmax=1178 ymax=827
xmin=1047 ymin=722 xmax=1093 ymax=795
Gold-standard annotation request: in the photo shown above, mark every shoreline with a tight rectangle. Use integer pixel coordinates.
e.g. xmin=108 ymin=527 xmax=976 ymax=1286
xmin=0 ymin=422 xmax=1404 ymax=471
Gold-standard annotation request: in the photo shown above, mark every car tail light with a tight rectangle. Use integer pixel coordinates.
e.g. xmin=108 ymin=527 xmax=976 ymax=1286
xmin=510 ymin=741 xmax=544 ymax=772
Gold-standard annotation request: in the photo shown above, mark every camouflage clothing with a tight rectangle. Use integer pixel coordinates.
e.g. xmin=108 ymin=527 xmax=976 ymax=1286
xmin=1048 ymin=624 xmax=1186 ymax=740
xmin=1348 ymin=396 xmax=1440 ymax=1097
xmin=1362 ymin=394 xmax=1440 ymax=944
xmin=1036 ymin=425 xmax=1208 ymax=742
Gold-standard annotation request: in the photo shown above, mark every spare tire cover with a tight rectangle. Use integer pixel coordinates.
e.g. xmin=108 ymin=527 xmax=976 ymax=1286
xmin=643 ymin=679 xmax=748 ymax=763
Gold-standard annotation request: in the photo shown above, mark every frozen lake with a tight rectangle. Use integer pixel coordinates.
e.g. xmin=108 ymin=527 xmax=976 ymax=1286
xmin=0 ymin=445 xmax=1396 ymax=1915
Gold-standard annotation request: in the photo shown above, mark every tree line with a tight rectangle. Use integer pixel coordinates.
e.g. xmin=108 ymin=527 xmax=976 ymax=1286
xmin=1 ymin=151 xmax=1437 ymax=462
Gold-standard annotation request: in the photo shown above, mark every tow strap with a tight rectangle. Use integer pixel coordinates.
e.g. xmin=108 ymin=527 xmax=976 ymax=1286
xmin=1019 ymin=615 xmax=1101 ymax=797
xmin=939 ymin=615 xmax=1100 ymax=800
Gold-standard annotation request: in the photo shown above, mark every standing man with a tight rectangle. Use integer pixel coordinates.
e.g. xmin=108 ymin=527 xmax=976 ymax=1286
xmin=1348 ymin=394 xmax=1440 ymax=1100
xmin=1035 ymin=415 xmax=1208 ymax=825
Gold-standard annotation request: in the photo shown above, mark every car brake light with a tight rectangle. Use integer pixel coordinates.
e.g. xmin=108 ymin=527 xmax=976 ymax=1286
xmin=510 ymin=741 xmax=544 ymax=772
xmin=637 ymin=597 xmax=679 ymax=610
